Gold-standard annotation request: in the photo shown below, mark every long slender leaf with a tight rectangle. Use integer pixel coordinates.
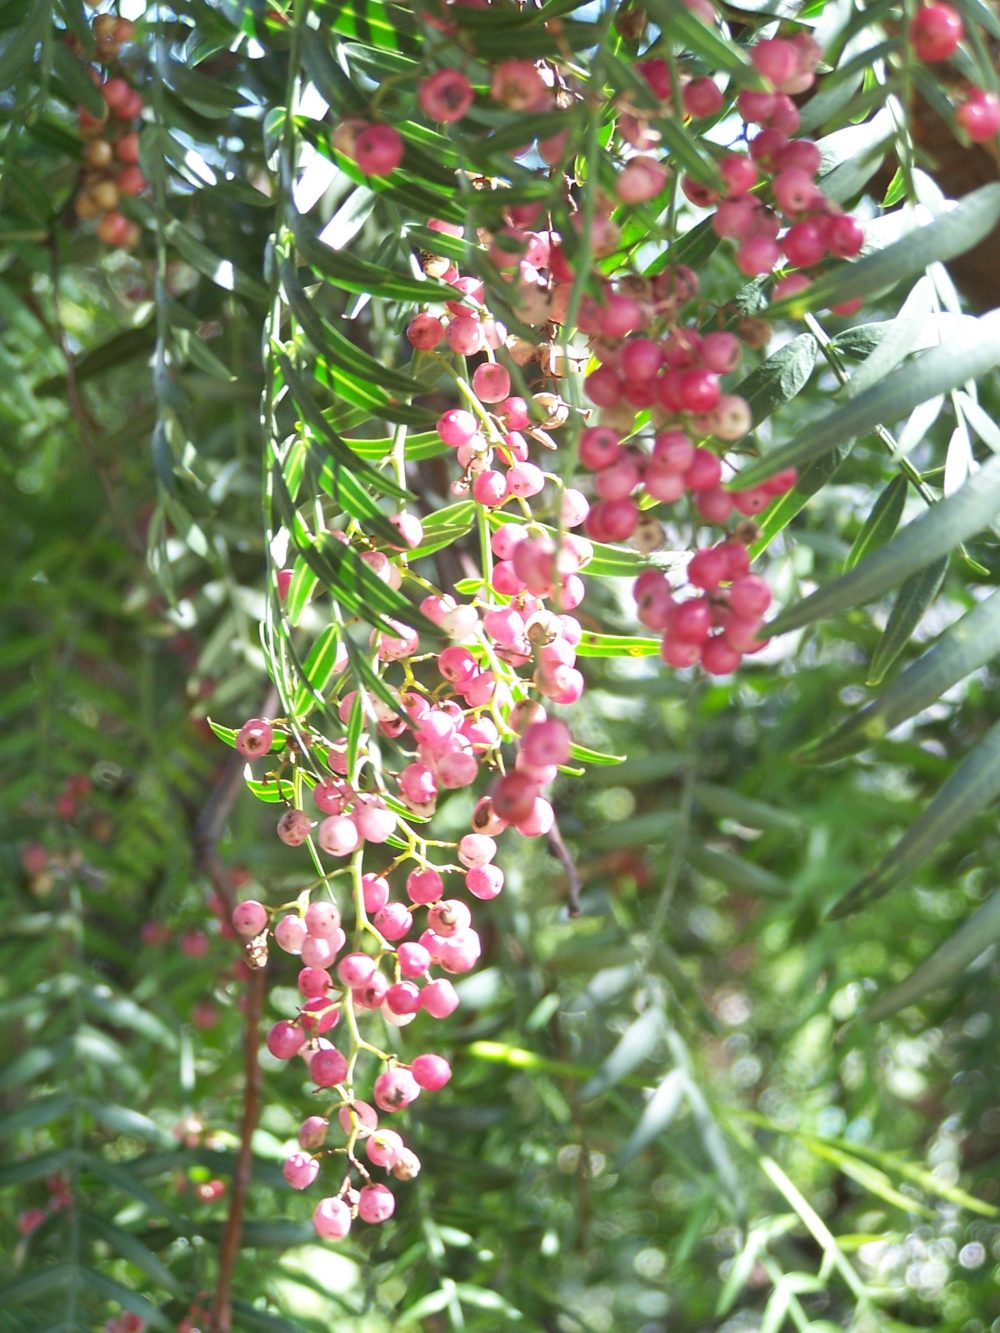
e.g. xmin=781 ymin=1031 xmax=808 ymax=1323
xmin=866 ymin=557 xmax=948 ymax=685
xmin=736 ymin=309 xmax=1000 ymax=488
xmin=767 ymin=452 xmax=1000 ymax=634
xmin=829 ymin=719 xmax=1000 ymax=918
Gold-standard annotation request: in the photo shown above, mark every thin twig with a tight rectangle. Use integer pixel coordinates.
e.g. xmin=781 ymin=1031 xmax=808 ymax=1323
xmin=547 ymin=815 xmax=583 ymax=917
xmin=194 ymin=688 xmax=277 ymax=1333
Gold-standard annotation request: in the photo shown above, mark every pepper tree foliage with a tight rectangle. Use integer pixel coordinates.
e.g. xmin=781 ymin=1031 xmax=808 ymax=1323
xmin=3 ymin=0 xmax=1000 ymax=1328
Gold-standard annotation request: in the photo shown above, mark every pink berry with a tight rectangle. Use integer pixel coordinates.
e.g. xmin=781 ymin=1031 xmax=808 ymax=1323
xmin=421 ymin=977 xmax=460 ymax=1018
xmin=358 ymin=1183 xmax=396 ymax=1224
xmin=398 ymin=941 xmax=431 ymax=977
xmin=337 ymin=953 xmax=376 ymax=988
xmin=232 ymin=900 xmax=267 ymax=938
xmin=299 ymin=1116 xmax=329 ymax=1150
xmin=366 ymin=1129 xmax=404 ymax=1168
xmin=683 ymin=77 xmax=723 ymax=118
xmin=276 ymin=808 xmax=312 ymax=847
xmin=374 ymin=902 xmax=413 ymax=942
xmin=267 ymin=1020 xmax=304 ymax=1060
xmin=305 ymin=902 xmax=341 ymax=939
xmin=298 ymin=966 xmax=332 ymax=999
xmin=466 ymin=864 xmax=504 ymax=900
xmin=910 ymin=5 xmax=964 ymax=61
xmin=701 ymin=636 xmax=743 ymax=676
xmin=956 ymin=89 xmax=1000 ymax=141
xmin=418 ymin=68 xmax=474 ymax=122
xmin=411 ymin=1053 xmax=452 ymax=1091
xmin=313 ymin=1196 xmax=352 ymax=1240
xmin=407 ymin=313 xmax=445 ymax=350
xmin=373 ymin=1066 xmax=420 ymax=1112
xmin=352 ymin=123 xmax=403 ymax=175
xmin=406 ymin=866 xmax=444 ymax=904
xmin=362 ymin=873 xmax=390 ymax=913
xmin=729 ymin=574 xmax=772 ymax=619
xmin=235 ymin=718 xmax=273 ymax=757
xmin=317 ymin=814 xmax=361 ymax=858
xmin=274 ymin=915 xmax=307 ymax=954
xmin=472 ymin=362 xmax=512 ymax=402
xmin=338 ymin=1101 xmax=378 ymax=1135
xmin=310 ymin=1046 xmax=349 ymax=1087
xmin=283 ymin=1152 xmax=320 ymax=1190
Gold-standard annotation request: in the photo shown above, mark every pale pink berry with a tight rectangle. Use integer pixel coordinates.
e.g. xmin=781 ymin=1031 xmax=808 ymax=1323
xmin=515 ymin=796 xmax=555 ymax=838
xmin=472 ymin=362 xmax=512 ymax=402
xmin=616 ymin=155 xmax=668 ymax=203
xmin=437 ymin=409 xmax=478 ymax=447
xmin=521 ymin=719 xmax=571 ymax=768
xmin=956 ymin=89 xmax=1000 ymax=141
xmin=274 ymin=914 xmax=307 ymax=954
xmin=310 ymin=1046 xmax=349 ymax=1087
xmin=305 ymin=902 xmax=341 ymax=938
xmin=911 ymin=4 xmax=964 ymax=61
xmin=353 ymin=797 xmax=397 ymax=844
xmin=411 ymin=1053 xmax=452 ymax=1091
xmin=338 ymin=1101 xmax=378 ymax=1135
xmin=374 ymin=1066 xmax=420 ymax=1112
xmin=407 ymin=312 xmax=445 ymax=350
xmin=421 ymin=977 xmax=460 ymax=1018
xmin=300 ymin=997 xmax=340 ymax=1036
xmin=267 ymin=1020 xmax=304 ymax=1060
xmin=317 ymin=814 xmax=361 ymax=858
xmin=729 ymin=574 xmax=772 ymax=619
xmin=458 ymin=833 xmax=496 ymax=869
xmin=277 ymin=809 xmax=312 ymax=846
xmin=314 ymin=780 xmax=348 ymax=815
xmin=352 ymin=123 xmax=403 ymax=175
xmin=683 ymin=77 xmax=723 ymax=118
xmin=385 ymin=981 xmax=422 ymax=1015
xmin=298 ymin=966 xmax=332 ymax=999
xmin=300 ymin=933 xmax=343 ymax=968
xmin=232 ymin=900 xmax=267 ymax=938
xmin=299 ymin=1116 xmax=329 ymax=1150
xmin=506 ymin=462 xmax=545 ymax=498
xmin=236 ymin=719 xmax=273 ymax=757
xmin=427 ymin=899 xmax=472 ymax=937
xmin=491 ymin=59 xmax=547 ymax=110
xmin=398 ymin=941 xmax=431 ymax=977
xmin=374 ymin=902 xmax=413 ymax=941
xmin=407 ymin=867 xmax=444 ymax=904
xmin=313 ymin=1196 xmax=351 ymax=1240
xmin=418 ymin=68 xmax=474 ymax=122
xmin=362 ymin=873 xmax=390 ymax=913
xmin=337 ymin=953 xmax=376 ymax=988
xmin=358 ymin=1183 xmax=395 ymax=1224
xmin=283 ymin=1152 xmax=320 ymax=1190
xmin=365 ymin=1129 xmax=403 ymax=1168
xmin=466 ymin=864 xmax=504 ymax=900
xmin=701 ymin=636 xmax=743 ymax=676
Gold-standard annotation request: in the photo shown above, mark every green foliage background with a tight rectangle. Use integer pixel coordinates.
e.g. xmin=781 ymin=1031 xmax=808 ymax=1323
xmin=1 ymin=0 xmax=1000 ymax=1330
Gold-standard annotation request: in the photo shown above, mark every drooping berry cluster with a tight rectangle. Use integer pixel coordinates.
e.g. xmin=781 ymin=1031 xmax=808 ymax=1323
xmin=72 ymin=14 xmax=146 ymax=248
xmin=217 ymin=0 xmax=994 ymax=1244
xmin=910 ymin=4 xmax=1000 ymax=142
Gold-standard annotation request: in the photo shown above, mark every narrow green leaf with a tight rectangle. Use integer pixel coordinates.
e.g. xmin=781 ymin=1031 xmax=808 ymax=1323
xmin=845 ymin=474 xmax=909 ymax=571
xmin=805 ymin=590 xmax=1000 ymax=764
xmin=579 ymin=1007 xmax=663 ymax=1101
xmin=736 ymin=310 xmax=1000 ymax=488
xmin=292 ymin=626 xmax=345 ymax=716
xmin=733 ymin=333 xmax=817 ymax=429
xmin=767 ymin=183 xmax=1000 ymax=320
xmin=767 ymin=452 xmax=1000 ymax=635
xmin=79 ymin=1268 xmax=173 ymax=1332
xmin=686 ymin=845 xmax=788 ymax=897
xmin=749 ymin=444 xmax=853 ymax=557
xmin=576 ymin=632 xmax=661 ymax=658
xmin=0 ymin=1265 xmax=75 ymax=1308
xmin=163 ymin=220 xmax=268 ymax=303
xmin=295 ymin=226 xmax=457 ymax=305
xmin=0 ymin=1092 xmax=75 ymax=1138
xmin=863 ymin=891 xmax=1000 ymax=1023
xmin=829 ymin=719 xmax=1000 ymax=918
xmin=617 ymin=1067 xmax=686 ymax=1165
xmin=846 ymin=276 xmax=935 ymax=399
xmin=84 ymin=1213 xmax=184 ymax=1296
xmin=245 ymin=775 xmax=297 ymax=804
xmin=568 ymin=742 xmax=626 ymax=766
xmin=693 ymin=783 xmax=803 ymax=833
xmin=867 ymin=557 xmax=948 ymax=685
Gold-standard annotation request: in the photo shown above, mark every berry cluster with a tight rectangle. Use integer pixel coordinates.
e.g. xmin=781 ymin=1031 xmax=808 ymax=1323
xmin=910 ymin=4 xmax=1000 ymax=142
xmin=220 ymin=0 xmax=998 ymax=1246
xmin=72 ymin=13 xmax=145 ymax=248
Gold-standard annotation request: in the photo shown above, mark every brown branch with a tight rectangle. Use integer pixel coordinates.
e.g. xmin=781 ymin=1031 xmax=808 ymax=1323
xmin=194 ymin=688 xmax=277 ymax=1333
xmin=547 ymin=815 xmax=582 ymax=917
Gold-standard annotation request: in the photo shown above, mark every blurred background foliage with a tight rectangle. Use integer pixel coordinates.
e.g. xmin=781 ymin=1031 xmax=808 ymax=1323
xmin=1 ymin=0 xmax=1000 ymax=1330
